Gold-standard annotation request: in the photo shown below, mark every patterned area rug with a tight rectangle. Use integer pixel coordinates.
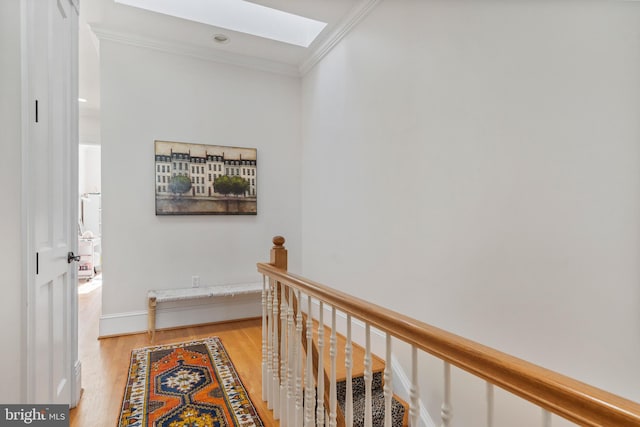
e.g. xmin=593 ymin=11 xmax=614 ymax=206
xmin=118 ymin=337 xmax=263 ymax=427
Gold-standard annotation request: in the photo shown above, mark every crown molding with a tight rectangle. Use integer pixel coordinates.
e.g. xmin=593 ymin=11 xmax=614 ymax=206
xmin=90 ymin=25 xmax=300 ymax=77
xmin=299 ymin=0 xmax=382 ymax=76
xmin=90 ymin=0 xmax=381 ymax=79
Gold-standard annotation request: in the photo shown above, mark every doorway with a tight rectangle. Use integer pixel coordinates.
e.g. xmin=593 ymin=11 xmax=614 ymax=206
xmin=78 ymin=144 xmax=101 ymax=283
xmin=76 ymin=0 xmax=103 ymax=408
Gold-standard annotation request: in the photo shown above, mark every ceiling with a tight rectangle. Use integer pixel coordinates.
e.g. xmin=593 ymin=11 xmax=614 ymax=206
xmin=78 ymin=0 xmax=373 ymax=117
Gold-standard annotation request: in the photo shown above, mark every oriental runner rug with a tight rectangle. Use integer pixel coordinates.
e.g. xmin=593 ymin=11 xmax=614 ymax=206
xmin=118 ymin=337 xmax=263 ymax=427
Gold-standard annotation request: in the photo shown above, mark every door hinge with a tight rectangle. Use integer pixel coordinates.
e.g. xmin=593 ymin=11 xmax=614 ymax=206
xmin=36 ymin=252 xmax=39 ymax=275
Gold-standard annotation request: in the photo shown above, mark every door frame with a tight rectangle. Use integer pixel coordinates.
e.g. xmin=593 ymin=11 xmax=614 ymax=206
xmin=20 ymin=0 xmax=81 ymax=406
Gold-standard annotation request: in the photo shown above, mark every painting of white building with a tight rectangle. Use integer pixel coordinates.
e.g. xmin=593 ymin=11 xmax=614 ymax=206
xmin=154 ymin=140 xmax=257 ymax=215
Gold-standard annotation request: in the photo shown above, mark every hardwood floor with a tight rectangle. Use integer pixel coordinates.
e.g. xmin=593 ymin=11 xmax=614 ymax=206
xmin=70 ymin=283 xmax=278 ymax=427
xmin=70 ymin=282 xmax=386 ymax=427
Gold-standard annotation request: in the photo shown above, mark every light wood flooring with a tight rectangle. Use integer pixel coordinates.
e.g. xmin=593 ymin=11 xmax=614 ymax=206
xmin=70 ymin=282 xmax=384 ymax=427
xmin=70 ymin=283 xmax=277 ymax=426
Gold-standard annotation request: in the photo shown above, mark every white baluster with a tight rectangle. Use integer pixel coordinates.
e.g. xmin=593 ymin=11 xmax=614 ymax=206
xmin=410 ymin=346 xmax=419 ymax=427
xmin=305 ymin=294 xmax=316 ymax=427
xmin=266 ymin=278 xmax=273 ymax=408
xmin=272 ymin=282 xmax=280 ymax=418
xmin=486 ymin=382 xmax=494 ymax=427
xmin=542 ymin=409 xmax=552 ymax=427
xmin=441 ymin=362 xmax=452 ymax=427
xmin=280 ymin=284 xmax=288 ymax=426
xmin=287 ymin=287 xmax=295 ymax=426
xmin=262 ymin=275 xmax=268 ymax=402
xmin=364 ymin=324 xmax=372 ymax=427
xmin=317 ymin=301 xmax=325 ymax=426
xmin=329 ymin=307 xmax=337 ymax=427
xmin=345 ymin=314 xmax=353 ymax=427
xmin=384 ymin=333 xmax=392 ymax=427
xmin=295 ymin=290 xmax=304 ymax=427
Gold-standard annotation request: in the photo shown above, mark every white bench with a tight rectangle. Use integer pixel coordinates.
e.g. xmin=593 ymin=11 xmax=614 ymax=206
xmin=147 ymin=283 xmax=263 ymax=341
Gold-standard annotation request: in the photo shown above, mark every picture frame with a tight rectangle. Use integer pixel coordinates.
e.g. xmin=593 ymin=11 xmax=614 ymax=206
xmin=154 ymin=140 xmax=257 ymax=215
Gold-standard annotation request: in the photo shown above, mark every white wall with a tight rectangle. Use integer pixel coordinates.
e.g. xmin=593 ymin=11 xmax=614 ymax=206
xmin=0 ymin=0 xmax=24 ymax=403
xmin=100 ymin=40 xmax=302 ymax=335
xmin=302 ymin=0 xmax=640 ymax=424
xmin=79 ymin=112 xmax=100 ymax=145
xmin=79 ymin=144 xmax=101 ymax=195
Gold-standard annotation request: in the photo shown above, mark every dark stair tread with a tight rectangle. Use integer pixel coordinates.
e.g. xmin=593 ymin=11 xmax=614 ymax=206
xmin=336 ymin=372 xmax=407 ymax=427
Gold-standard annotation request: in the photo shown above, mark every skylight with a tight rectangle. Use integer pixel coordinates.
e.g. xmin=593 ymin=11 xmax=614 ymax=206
xmin=114 ymin=0 xmax=328 ymax=47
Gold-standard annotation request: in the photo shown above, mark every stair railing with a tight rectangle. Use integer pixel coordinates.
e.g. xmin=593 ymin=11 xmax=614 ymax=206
xmin=259 ymin=236 xmax=640 ymax=426
xmin=263 ymin=236 xmax=345 ymax=426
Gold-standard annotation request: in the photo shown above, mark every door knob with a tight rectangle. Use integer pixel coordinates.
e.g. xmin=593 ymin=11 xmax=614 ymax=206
xmin=67 ymin=252 xmax=80 ymax=263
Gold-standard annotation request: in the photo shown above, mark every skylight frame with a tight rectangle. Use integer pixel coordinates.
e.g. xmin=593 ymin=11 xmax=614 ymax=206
xmin=114 ymin=0 xmax=328 ymax=48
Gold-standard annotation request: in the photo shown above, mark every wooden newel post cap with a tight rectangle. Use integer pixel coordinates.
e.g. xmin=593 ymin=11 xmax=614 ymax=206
xmin=270 ymin=236 xmax=287 ymax=270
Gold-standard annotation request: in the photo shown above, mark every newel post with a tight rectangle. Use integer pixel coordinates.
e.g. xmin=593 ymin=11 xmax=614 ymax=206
xmin=270 ymin=236 xmax=288 ymax=270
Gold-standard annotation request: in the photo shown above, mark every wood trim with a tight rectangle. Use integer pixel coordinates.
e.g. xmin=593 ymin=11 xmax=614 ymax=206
xmin=257 ymin=262 xmax=640 ymax=427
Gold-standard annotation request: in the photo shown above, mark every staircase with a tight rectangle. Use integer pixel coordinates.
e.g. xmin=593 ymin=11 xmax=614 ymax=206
xmin=280 ymin=311 xmax=409 ymax=426
xmin=317 ymin=320 xmax=408 ymax=426
xmin=261 ymin=273 xmax=409 ymax=427
xmin=337 ymin=372 xmax=407 ymax=427
xmin=258 ymin=236 xmax=640 ymax=427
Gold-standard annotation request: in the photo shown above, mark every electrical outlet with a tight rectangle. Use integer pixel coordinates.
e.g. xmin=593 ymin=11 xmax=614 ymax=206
xmin=192 ymin=275 xmax=200 ymax=288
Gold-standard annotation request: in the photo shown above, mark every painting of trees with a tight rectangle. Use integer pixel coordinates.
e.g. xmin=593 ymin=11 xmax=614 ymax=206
xmin=155 ymin=140 xmax=257 ymax=215
xmin=213 ymin=175 xmax=250 ymax=197
xmin=168 ymin=175 xmax=192 ymax=196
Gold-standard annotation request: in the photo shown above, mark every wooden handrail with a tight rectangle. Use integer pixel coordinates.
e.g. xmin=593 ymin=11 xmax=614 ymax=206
xmin=257 ymin=262 xmax=640 ymax=427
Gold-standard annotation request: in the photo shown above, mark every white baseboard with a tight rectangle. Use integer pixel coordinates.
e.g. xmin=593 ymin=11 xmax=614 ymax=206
xmin=99 ymin=290 xmax=261 ymax=337
xmin=99 ymin=310 xmax=148 ymax=337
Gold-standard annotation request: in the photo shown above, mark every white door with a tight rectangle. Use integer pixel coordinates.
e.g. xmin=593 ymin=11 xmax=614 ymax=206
xmin=24 ymin=0 xmax=80 ymax=405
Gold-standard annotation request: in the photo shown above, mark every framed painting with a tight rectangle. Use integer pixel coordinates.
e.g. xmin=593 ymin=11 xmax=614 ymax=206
xmin=154 ymin=140 xmax=257 ymax=215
